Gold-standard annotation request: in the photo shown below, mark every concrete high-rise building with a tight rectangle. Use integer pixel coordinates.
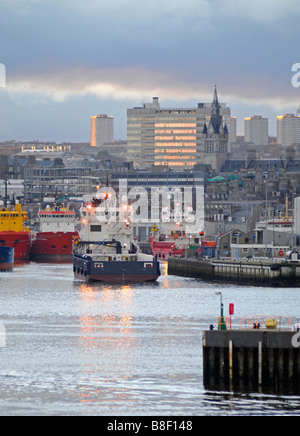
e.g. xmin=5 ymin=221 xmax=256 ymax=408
xmin=229 ymin=117 xmax=237 ymax=144
xmin=127 ymin=90 xmax=231 ymax=170
xmin=90 ymin=114 xmax=114 ymax=147
xmin=277 ymin=114 xmax=300 ymax=147
xmin=244 ymin=115 xmax=268 ymax=146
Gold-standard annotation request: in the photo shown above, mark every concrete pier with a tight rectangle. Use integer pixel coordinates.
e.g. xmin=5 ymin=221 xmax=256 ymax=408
xmin=203 ymin=330 xmax=300 ymax=392
xmin=168 ymin=258 xmax=300 ymax=287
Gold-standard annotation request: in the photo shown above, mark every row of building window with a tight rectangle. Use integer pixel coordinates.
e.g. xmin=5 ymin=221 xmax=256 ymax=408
xmin=155 ymin=136 xmax=196 ymax=141
xmin=155 ymin=123 xmax=197 ymax=128
xmin=206 ymin=145 xmax=226 ymax=153
xmin=154 ymin=162 xmax=195 ymax=166
xmin=154 ymin=129 xmax=197 ymax=134
xmin=154 ymin=149 xmax=196 ymax=154
xmin=155 ymin=155 xmax=196 ymax=160
xmin=155 ymin=142 xmax=196 ymax=147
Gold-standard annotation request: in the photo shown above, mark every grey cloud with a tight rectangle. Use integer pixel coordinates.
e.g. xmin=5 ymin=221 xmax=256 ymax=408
xmin=0 ymin=0 xmax=300 ymax=141
xmin=6 ymin=62 xmax=298 ymax=112
xmin=0 ymin=0 xmax=297 ymax=79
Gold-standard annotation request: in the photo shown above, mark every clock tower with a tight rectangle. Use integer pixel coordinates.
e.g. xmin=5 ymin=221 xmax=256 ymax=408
xmin=197 ymin=86 xmax=229 ymax=172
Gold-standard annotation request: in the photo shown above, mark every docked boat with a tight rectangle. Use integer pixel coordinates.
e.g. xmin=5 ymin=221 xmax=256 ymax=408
xmin=0 ymin=246 xmax=14 ymax=271
xmin=31 ymin=206 xmax=79 ymax=263
xmin=149 ymin=222 xmax=203 ymax=260
xmin=0 ymin=202 xmax=31 ymax=262
xmin=73 ymin=192 xmax=160 ymax=283
xmin=149 ymin=236 xmax=184 ymax=260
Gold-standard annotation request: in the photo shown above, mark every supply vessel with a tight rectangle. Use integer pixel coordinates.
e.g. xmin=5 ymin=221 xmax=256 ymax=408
xmin=0 ymin=246 xmax=14 ymax=271
xmin=73 ymin=191 xmax=160 ymax=283
xmin=0 ymin=202 xmax=31 ymax=262
xmin=149 ymin=222 xmax=204 ymax=260
xmin=31 ymin=206 xmax=79 ymax=263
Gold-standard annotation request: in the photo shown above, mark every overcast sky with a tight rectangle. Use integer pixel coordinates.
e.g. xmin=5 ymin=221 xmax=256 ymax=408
xmin=0 ymin=0 xmax=299 ymax=142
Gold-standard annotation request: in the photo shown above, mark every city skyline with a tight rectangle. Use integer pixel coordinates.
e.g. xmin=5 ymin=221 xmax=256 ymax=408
xmin=0 ymin=0 xmax=300 ymax=142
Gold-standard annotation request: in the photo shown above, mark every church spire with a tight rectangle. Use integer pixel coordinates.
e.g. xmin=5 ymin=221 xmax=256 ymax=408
xmin=210 ymin=85 xmax=222 ymax=133
xmin=212 ymin=84 xmax=220 ymax=117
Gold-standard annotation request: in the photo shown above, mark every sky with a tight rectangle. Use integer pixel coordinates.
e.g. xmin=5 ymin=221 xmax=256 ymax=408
xmin=0 ymin=0 xmax=300 ymax=143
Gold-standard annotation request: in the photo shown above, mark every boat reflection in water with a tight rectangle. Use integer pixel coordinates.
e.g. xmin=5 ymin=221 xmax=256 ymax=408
xmin=76 ymin=282 xmax=136 ymax=407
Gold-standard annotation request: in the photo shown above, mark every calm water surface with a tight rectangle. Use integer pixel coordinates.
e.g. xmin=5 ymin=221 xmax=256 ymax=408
xmin=0 ymin=261 xmax=300 ymax=416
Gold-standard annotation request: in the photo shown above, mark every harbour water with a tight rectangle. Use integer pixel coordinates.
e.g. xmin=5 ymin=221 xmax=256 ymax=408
xmin=1 ymin=262 xmax=300 ymax=416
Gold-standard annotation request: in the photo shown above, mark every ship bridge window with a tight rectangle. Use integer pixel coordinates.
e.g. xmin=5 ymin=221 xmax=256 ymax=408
xmin=90 ymin=225 xmax=102 ymax=232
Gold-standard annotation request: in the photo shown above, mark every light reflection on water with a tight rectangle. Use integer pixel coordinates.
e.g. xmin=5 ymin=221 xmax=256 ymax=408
xmin=0 ymin=262 xmax=300 ymax=415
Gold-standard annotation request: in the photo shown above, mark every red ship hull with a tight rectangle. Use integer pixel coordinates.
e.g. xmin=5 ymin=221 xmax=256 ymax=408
xmin=31 ymin=231 xmax=79 ymax=263
xmin=0 ymin=232 xmax=31 ymax=262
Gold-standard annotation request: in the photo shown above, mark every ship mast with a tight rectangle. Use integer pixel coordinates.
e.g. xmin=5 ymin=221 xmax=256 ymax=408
xmin=284 ymin=194 xmax=292 ymax=221
xmin=3 ymin=179 xmax=8 ymax=208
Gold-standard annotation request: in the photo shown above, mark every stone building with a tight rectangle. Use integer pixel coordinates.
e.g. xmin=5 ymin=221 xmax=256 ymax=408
xmin=197 ymin=87 xmax=229 ymax=172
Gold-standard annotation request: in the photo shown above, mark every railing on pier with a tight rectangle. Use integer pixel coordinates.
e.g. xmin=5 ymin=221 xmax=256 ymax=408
xmin=216 ymin=315 xmax=296 ymax=331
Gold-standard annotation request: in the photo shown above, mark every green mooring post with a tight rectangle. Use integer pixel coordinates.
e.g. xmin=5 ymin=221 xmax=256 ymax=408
xmin=216 ymin=291 xmax=227 ymax=330
xmin=218 ymin=306 xmax=227 ymax=330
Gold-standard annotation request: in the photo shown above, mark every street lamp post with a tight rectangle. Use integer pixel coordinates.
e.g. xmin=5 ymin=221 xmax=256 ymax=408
xmin=291 ymin=180 xmax=296 ymax=251
xmin=265 ymin=178 xmax=268 ymax=258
